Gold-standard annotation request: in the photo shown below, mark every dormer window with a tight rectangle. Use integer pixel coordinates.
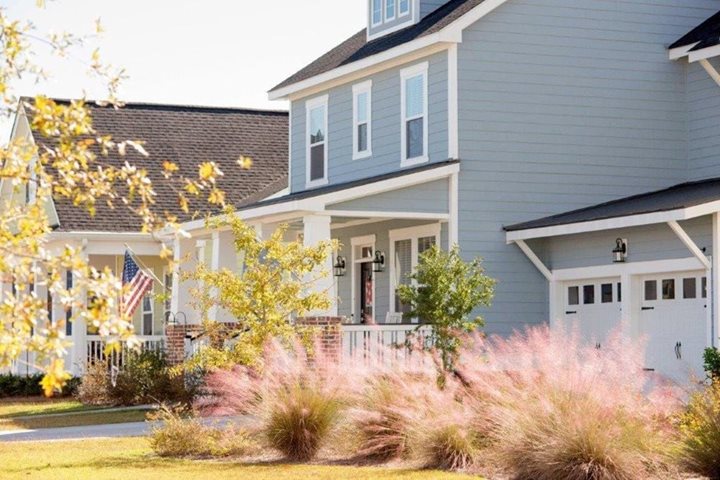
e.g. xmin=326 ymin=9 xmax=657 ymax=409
xmin=399 ymin=0 xmax=410 ymax=16
xmin=385 ymin=0 xmax=396 ymax=21
xmin=372 ymin=0 xmax=382 ymax=26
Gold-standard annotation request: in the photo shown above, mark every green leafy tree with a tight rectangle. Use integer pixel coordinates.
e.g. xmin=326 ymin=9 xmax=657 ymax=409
xmin=704 ymin=347 xmax=720 ymax=382
xmin=183 ymin=212 xmax=335 ymax=370
xmin=397 ymin=245 xmax=495 ymax=370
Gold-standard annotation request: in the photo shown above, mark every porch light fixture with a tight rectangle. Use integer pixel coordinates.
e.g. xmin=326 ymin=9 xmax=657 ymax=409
xmin=373 ymin=250 xmax=386 ymax=273
xmin=333 ymin=255 xmax=347 ymax=277
xmin=612 ymin=238 xmax=628 ymax=263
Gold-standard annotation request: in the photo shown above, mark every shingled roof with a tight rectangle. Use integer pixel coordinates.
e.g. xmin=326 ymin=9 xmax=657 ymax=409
xmin=28 ymin=101 xmax=288 ymax=232
xmin=270 ymin=0 xmax=485 ymax=93
xmin=669 ymin=10 xmax=720 ymax=52
xmin=505 ymin=177 xmax=720 ymax=232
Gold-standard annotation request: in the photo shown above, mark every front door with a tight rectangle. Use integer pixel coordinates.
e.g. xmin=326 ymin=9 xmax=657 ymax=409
xmin=639 ymin=271 xmax=708 ymax=384
xmin=359 ymin=262 xmax=374 ymax=324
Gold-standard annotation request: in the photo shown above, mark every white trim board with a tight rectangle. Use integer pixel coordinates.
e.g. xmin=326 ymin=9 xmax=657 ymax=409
xmin=552 ymin=257 xmax=707 ymax=282
xmin=268 ymin=0 xmax=512 ymax=101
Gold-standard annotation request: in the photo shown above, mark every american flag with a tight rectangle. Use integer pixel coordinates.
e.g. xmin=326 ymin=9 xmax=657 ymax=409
xmin=121 ymin=250 xmax=154 ymax=316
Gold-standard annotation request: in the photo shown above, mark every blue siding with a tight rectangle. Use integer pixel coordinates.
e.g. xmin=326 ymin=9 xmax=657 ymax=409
xmin=688 ymin=58 xmax=720 ymax=180
xmin=420 ymin=0 xmax=447 ymax=18
xmin=290 ymin=51 xmax=448 ymax=193
xmin=456 ymin=0 xmax=718 ymax=336
xmin=327 ymin=179 xmax=449 ymax=213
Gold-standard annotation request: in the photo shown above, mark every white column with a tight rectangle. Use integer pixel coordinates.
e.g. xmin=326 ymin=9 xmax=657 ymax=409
xmin=712 ymin=213 xmax=720 ymax=348
xmin=210 ymin=230 xmax=238 ymax=323
xmin=303 ymin=215 xmax=337 ymax=316
xmin=71 ymin=244 xmax=88 ymax=375
xmin=448 ymin=173 xmax=459 ymax=248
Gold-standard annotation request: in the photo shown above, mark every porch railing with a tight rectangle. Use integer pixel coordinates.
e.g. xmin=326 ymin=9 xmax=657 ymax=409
xmin=86 ymin=335 xmax=165 ymax=370
xmin=340 ymin=323 xmax=434 ymax=361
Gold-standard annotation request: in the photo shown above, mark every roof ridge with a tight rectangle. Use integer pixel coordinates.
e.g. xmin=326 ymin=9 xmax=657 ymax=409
xmin=20 ymin=96 xmax=288 ymax=115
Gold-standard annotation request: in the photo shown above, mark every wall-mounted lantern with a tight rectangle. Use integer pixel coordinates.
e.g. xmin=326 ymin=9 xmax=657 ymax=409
xmin=373 ymin=250 xmax=386 ymax=273
xmin=333 ymin=255 xmax=347 ymax=277
xmin=613 ymin=238 xmax=628 ymax=263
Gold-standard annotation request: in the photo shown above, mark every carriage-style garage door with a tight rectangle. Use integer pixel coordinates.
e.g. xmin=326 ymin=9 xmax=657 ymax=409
xmin=563 ymin=277 xmax=622 ymax=349
xmin=640 ymin=271 xmax=708 ymax=384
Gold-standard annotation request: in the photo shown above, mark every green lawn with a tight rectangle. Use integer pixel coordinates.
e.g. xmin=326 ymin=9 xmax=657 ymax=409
xmin=0 ymin=438 xmax=476 ymax=480
xmin=0 ymin=398 xmax=93 ymax=418
xmin=0 ymin=398 xmax=149 ymax=430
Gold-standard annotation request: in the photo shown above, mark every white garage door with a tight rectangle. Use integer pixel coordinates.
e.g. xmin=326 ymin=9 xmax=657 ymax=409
xmin=563 ymin=278 xmax=622 ymax=349
xmin=640 ymin=271 xmax=708 ymax=384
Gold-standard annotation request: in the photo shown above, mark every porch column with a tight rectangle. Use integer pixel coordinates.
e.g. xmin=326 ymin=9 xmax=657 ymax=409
xmin=71 ymin=245 xmax=88 ymax=375
xmin=210 ymin=229 xmax=237 ymax=323
xmin=713 ymin=213 xmax=720 ymax=348
xmin=303 ymin=215 xmax=337 ymax=316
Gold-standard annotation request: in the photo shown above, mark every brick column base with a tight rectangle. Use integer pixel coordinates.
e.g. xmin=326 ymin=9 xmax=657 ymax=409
xmin=164 ymin=324 xmax=205 ymax=366
xmin=296 ymin=316 xmax=343 ymax=360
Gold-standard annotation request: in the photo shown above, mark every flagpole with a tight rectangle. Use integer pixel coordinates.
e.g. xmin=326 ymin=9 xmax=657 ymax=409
xmin=123 ymin=243 xmax=165 ymax=286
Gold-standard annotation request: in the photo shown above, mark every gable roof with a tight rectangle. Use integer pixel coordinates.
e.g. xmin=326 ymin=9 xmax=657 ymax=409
xmin=270 ymin=0 xmax=485 ymax=94
xmin=26 ymin=100 xmax=289 ymax=233
xmin=670 ymin=10 xmax=720 ymax=51
xmin=504 ymin=177 xmax=720 ymax=233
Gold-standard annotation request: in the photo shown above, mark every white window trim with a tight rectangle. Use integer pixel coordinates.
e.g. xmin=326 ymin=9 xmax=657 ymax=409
xmin=371 ymin=0 xmax=383 ymax=27
xmin=400 ymin=62 xmax=429 ymax=168
xmin=389 ymin=223 xmax=441 ymax=316
xmin=352 ymin=80 xmax=373 ymax=160
xmin=385 ymin=0 xmax=396 ymax=22
xmin=305 ymin=94 xmax=329 ymax=189
xmin=399 ymin=0 xmax=410 ymax=17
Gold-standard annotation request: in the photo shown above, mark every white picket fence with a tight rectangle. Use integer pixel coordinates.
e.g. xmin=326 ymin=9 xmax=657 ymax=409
xmin=341 ymin=324 xmax=434 ymax=362
xmin=86 ymin=335 xmax=165 ymax=370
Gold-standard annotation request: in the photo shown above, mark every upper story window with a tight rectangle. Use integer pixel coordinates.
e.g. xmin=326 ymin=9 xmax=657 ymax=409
xmin=353 ymin=81 xmax=372 ymax=160
xmin=306 ymin=95 xmax=329 ymax=187
xmin=399 ymin=0 xmax=410 ymax=16
xmin=372 ymin=0 xmax=383 ymax=26
xmin=385 ymin=0 xmax=396 ymax=21
xmin=400 ymin=62 xmax=428 ymax=166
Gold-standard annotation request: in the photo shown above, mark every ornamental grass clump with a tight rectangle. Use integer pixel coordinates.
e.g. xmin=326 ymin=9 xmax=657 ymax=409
xmin=201 ymin=340 xmax=350 ymax=462
xmin=456 ymin=325 xmax=681 ymax=480
xmin=679 ymin=381 xmax=720 ymax=479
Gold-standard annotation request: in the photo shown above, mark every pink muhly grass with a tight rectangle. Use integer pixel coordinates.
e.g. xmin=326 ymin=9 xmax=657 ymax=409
xmin=455 ymin=324 xmax=682 ymax=480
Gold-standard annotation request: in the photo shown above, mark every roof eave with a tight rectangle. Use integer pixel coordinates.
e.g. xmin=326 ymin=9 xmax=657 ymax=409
xmin=505 ymin=198 xmax=720 ymax=243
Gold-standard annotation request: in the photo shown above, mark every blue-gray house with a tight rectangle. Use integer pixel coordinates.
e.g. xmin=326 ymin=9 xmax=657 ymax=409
xmin=177 ymin=0 xmax=720 ymax=382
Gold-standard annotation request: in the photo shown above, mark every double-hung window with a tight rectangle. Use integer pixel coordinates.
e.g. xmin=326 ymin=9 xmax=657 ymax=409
xmin=353 ymin=81 xmax=372 ymax=160
xmin=306 ymin=95 xmax=329 ymax=187
xmin=385 ymin=0 xmax=396 ymax=21
xmin=399 ymin=0 xmax=410 ymax=16
xmin=142 ymin=295 xmax=153 ymax=336
xmin=371 ymin=0 xmax=383 ymax=26
xmin=401 ymin=62 xmax=429 ymax=166
xmin=389 ymin=224 xmax=440 ymax=319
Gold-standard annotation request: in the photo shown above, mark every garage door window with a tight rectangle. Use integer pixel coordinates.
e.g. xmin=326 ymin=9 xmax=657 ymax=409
xmin=583 ymin=285 xmax=595 ymax=304
xmin=662 ymin=279 xmax=675 ymax=300
xmin=601 ymin=284 xmax=613 ymax=303
xmin=702 ymin=277 xmax=707 ymax=298
xmin=568 ymin=286 xmax=579 ymax=305
xmin=645 ymin=280 xmax=657 ymax=301
xmin=683 ymin=278 xmax=697 ymax=299
xmin=617 ymin=283 xmax=622 ymax=302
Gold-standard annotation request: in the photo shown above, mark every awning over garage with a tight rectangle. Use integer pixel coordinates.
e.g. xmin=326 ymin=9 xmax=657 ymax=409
xmin=504 ymin=176 xmax=720 ymax=242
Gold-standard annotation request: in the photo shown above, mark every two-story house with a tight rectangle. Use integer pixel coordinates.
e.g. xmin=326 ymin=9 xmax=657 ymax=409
xmin=174 ymin=0 xmax=720 ymax=382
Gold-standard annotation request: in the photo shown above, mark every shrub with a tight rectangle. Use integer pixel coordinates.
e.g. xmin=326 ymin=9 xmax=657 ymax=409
xmin=705 ymin=348 xmax=720 ymax=382
xmin=680 ymin=382 xmax=720 ymax=479
xmin=150 ymin=410 xmax=256 ymax=458
xmin=0 ymin=374 xmax=44 ymax=397
xmin=265 ymin=382 xmax=341 ymax=461
xmin=418 ymin=420 xmax=481 ymax=471
xmin=456 ymin=326 xmax=680 ymax=480
xmin=201 ymin=340 xmax=350 ymax=462
xmin=78 ymin=350 xmax=200 ymax=406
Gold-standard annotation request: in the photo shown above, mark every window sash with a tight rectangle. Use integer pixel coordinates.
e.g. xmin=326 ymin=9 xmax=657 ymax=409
xmin=306 ymin=96 xmax=328 ymax=185
xmin=401 ymin=64 xmax=428 ymax=165
xmin=399 ymin=0 xmax=410 ymax=15
xmin=385 ymin=0 xmax=396 ymax=20
xmin=389 ymin=226 xmax=440 ymax=316
xmin=372 ymin=0 xmax=382 ymax=25
xmin=353 ymin=83 xmax=372 ymax=158
xmin=142 ymin=295 xmax=153 ymax=336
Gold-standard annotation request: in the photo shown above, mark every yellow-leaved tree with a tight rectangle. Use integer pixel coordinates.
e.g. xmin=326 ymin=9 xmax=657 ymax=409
xmin=0 ymin=3 xmax=230 ymax=394
xmin=184 ymin=212 xmax=335 ymax=369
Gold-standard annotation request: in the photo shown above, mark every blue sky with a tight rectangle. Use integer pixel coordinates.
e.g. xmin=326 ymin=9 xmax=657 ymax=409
xmin=0 ymin=0 xmax=366 ymax=138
